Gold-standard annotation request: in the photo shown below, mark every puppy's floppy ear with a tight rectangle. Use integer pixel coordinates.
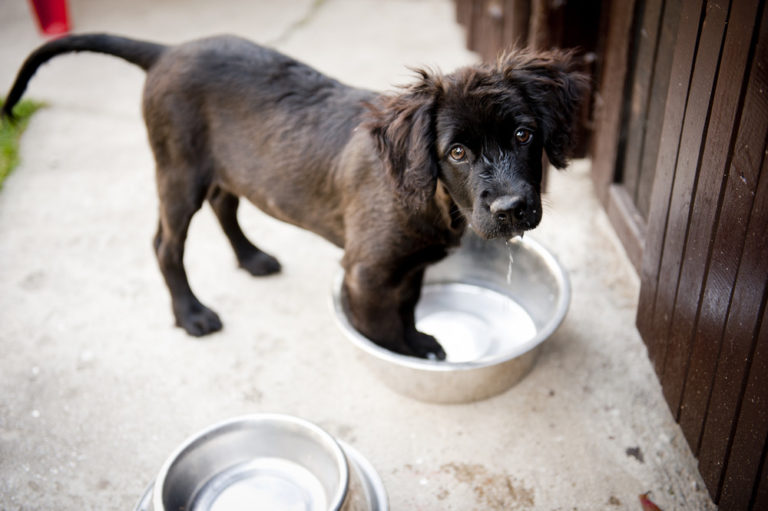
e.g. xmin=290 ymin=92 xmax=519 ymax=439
xmin=365 ymin=70 xmax=442 ymax=210
xmin=502 ymin=50 xmax=590 ymax=169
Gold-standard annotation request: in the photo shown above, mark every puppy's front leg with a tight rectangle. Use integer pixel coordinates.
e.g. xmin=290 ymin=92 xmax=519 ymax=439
xmin=396 ymin=267 xmax=448 ymax=360
xmin=342 ymin=263 xmax=446 ymax=360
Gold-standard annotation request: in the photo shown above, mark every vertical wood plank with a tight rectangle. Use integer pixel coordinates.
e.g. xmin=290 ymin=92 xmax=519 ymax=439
xmin=606 ymin=184 xmax=646 ymax=271
xmin=684 ymin=0 xmax=766 ymax=463
xmin=713 ymin=152 xmax=768 ymax=508
xmin=663 ymin=0 xmax=754 ymax=425
xmin=639 ymin=0 xmax=714 ymax=378
xmin=636 ymin=0 xmax=704 ymax=368
xmin=636 ymin=0 xmax=683 ymax=220
xmin=599 ymin=0 xmax=665 ymax=274
xmin=527 ymin=0 xmax=549 ymax=50
xmin=590 ymin=0 xmax=637 ymax=205
xmin=620 ymin=0 xmax=665 ymax=201
xmin=478 ymin=0 xmax=506 ymax=61
xmin=699 ymin=138 xmax=768 ymax=503
xmin=655 ymin=0 xmax=728 ymax=404
xmin=456 ymin=0 xmax=472 ymax=27
xmin=649 ymin=0 xmax=728 ymax=395
xmin=502 ymin=0 xmax=530 ymax=49
xmin=754 ymin=441 xmax=768 ymax=511
xmin=468 ymin=0 xmax=485 ymax=54
xmin=694 ymin=11 xmax=768 ymax=497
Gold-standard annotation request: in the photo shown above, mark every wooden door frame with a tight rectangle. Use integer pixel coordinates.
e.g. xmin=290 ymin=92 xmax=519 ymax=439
xmin=590 ymin=0 xmax=646 ymax=272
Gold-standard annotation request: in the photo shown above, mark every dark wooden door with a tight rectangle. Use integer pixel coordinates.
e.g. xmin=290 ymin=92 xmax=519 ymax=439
xmin=637 ymin=0 xmax=768 ymax=507
xmin=591 ymin=0 xmax=681 ymax=271
xmin=595 ymin=0 xmax=768 ymax=508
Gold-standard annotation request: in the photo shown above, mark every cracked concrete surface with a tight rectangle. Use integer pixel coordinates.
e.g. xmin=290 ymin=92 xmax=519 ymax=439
xmin=0 ymin=0 xmax=716 ymax=509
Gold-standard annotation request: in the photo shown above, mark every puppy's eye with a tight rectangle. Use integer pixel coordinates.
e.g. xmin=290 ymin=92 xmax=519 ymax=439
xmin=515 ymin=128 xmax=533 ymax=145
xmin=449 ymin=145 xmax=467 ymax=162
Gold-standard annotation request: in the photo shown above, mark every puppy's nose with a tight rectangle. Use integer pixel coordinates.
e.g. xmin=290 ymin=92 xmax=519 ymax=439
xmin=490 ymin=195 xmax=527 ymax=223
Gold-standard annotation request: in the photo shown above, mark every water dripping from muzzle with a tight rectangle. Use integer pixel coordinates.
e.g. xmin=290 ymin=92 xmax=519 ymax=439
xmin=505 ymin=233 xmax=524 ymax=284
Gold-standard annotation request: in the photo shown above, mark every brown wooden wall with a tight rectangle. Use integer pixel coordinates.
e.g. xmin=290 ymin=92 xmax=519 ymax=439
xmin=592 ymin=0 xmax=768 ymax=507
xmin=636 ymin=0 xmax=768 ymax=507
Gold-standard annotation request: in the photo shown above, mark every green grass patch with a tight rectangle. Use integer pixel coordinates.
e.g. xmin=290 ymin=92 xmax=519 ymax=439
xmin=1 ymin=98 xmax=45 ymax=189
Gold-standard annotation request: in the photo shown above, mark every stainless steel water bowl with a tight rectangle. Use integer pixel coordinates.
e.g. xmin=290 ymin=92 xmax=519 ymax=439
xmin=137 ymin=414 xmax=387 ymax=511
xmin=332 ymin=233 xmax=570 ymax=404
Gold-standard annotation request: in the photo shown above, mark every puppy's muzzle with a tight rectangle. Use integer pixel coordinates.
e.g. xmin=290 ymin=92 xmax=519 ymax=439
xmin=485 ymin=193 xmax=541 ymax=238
xmin=490 ymin=195 xmax=527 ymax=224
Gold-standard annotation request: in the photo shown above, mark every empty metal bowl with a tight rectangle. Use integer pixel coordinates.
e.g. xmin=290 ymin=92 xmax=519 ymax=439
xmin=332 ymin=232 xmax=570 ymax=404
xmin=135 ymin=414 xmax=387 ymax=511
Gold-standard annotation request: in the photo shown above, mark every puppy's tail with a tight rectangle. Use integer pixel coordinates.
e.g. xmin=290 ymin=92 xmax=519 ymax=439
xmin=2 ymin=33 xmax=166 ymax=121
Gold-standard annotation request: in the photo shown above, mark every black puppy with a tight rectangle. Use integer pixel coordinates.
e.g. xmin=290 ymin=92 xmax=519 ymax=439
xmin=3 ymin=34 xmax=587 ymax=359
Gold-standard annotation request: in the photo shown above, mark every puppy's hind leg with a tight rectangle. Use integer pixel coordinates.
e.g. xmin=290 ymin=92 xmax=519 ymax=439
xmin=207 ymin=186 xmax=281 ymax=276
xmin=154 ymin=179 xmax=222 ymax=336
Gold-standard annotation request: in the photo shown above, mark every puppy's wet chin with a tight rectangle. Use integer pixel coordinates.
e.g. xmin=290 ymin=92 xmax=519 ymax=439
xmin=467 ymin=220 xmax=527 ymax=240
xmin=465 ymin=212 xmax=531 ymax=240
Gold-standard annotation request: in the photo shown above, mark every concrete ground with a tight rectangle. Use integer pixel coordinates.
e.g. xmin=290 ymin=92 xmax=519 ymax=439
xmin=0 ymin=0 xmax=717 ymax=509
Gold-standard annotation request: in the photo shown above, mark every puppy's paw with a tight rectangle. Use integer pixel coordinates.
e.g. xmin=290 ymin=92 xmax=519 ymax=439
xmin=239 ymin=250 xmax=281 ymax=276
xmin=408 ymin=332 xmax=447 ymax=361
xmin=176 ymin=304 xmax=223 ymax=336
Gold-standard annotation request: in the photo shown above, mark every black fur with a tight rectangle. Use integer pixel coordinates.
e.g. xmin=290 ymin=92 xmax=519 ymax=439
xmin=3 ymin=34 xmax=588 ymax=358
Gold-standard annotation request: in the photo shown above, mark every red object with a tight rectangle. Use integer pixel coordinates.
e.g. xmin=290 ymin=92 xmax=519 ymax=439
xmin=29 ymin=0 xmax=70 ymax=36
xmin=639 ymin=493 xmax=663 ymax=511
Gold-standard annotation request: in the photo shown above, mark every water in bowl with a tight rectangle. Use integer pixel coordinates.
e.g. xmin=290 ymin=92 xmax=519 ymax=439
xmin=190 ymin=458 xmax=328 ymax=511
xmin=416 ymin=283 xmax=537 ymax=363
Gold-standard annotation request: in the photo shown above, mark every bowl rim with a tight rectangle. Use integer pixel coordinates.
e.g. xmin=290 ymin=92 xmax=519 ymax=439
xmin=331 ymin=236 xmax=571 ymax=372
xmin=152 ymin=413 xmax=349 ymax=510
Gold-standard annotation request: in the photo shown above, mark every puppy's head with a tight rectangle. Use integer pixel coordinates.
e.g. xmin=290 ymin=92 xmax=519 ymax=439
xmin=367 ymin=49 xmax=589 ymax=239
